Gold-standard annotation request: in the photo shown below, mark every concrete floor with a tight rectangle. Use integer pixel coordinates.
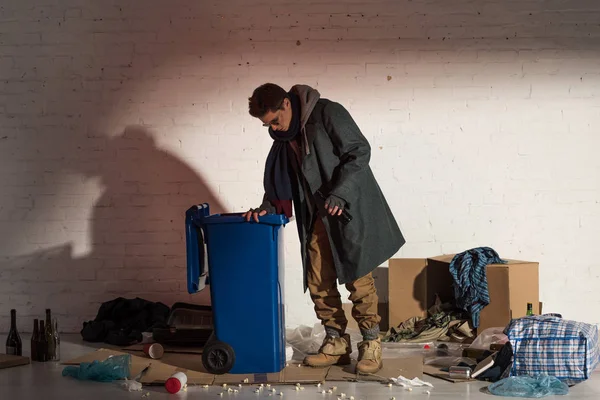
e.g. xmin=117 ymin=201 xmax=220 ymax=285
xmin=1 ymin=335 xmax=600 ymax=399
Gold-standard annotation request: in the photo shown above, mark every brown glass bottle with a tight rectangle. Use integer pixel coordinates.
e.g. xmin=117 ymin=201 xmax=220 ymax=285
xmin=38 ymin=320 xmax=48 ymax=362
xmin=31 ymin=319 xmax=39 ymax=361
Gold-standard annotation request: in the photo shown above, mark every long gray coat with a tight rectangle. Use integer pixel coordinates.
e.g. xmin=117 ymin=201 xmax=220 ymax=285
xmin=260 ymin=85 xmax=405 ymax=292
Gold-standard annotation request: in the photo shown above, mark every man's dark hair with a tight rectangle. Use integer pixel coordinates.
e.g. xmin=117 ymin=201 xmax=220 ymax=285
xmin=248 ymin=83 xmax=288 ymax=118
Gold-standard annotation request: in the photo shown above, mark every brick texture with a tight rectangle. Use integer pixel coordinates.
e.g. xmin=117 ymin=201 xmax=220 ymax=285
xmin=1 ymin=0 xmax=599 ymax=332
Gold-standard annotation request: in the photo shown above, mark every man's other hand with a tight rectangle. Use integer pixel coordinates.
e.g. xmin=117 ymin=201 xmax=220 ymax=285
xmin=242 ymin=208 xmax=267 ymax=223
xmin=325 ymin=194 xmax=345 ymax=216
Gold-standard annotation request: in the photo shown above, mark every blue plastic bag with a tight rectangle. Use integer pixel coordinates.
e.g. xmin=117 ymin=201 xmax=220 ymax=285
xmin=488 ymin=375 xmax=569 ymax=398
xmin=62 ymin=354 xmax=131 ymax=382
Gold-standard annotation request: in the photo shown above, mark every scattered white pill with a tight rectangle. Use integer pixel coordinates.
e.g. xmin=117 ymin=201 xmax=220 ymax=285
xmin=279 ymin=392 xmax=283 ymax=397
xmin=322 ymin=390 xmax=327 ymax=394
xmin=425 ymin=390 xmax=431 ymax=395
xmin=407 ymin=388 xmax=413 ymax=392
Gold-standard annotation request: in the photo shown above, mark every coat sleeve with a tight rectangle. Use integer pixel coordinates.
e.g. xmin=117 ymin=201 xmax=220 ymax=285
xmin=259 ymin=192 xmax=277 ymax=214
xmin=321 ymin=101 xmax=371 ymax=204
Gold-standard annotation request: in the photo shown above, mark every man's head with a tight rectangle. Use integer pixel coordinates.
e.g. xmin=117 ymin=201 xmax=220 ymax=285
xmin=248 ymin=83 xmax=293 ymax=131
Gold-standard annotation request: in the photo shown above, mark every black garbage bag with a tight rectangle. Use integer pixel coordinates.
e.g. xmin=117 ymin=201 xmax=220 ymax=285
xmin=81 ymin=297 xmax=170 ymax=346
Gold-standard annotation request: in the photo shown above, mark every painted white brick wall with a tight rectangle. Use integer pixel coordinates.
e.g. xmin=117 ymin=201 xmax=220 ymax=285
xmin=1 ymin=0 xmax=599 ymax=332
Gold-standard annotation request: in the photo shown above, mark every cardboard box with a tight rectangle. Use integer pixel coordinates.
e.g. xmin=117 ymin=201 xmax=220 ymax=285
xmin=388 ymin=255 xmax=539 ymax=333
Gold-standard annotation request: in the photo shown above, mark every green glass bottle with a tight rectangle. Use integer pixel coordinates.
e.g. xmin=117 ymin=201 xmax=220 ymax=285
xmin=526 ymin=303 xmax=534 ymax=316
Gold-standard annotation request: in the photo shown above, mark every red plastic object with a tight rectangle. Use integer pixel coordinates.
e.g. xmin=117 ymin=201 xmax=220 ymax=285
xmin=165 ymin=377 xmax=182 ymax=394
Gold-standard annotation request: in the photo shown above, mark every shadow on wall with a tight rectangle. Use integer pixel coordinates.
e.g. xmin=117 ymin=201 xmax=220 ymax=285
xmin=1 ymin=125 xmax=223 ymax=331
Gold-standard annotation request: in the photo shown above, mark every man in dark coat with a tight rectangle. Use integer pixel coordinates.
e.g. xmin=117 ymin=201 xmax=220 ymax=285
xmin=243 ymin=83 xmax=405 ymax=374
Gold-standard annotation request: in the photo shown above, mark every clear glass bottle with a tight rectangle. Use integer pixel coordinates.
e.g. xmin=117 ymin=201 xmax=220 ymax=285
xmin=53 ymin=319 xmax=60 ymax=361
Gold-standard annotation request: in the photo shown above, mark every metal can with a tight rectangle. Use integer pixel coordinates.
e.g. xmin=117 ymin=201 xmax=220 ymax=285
xmin=449 ymin=366 xmax=471 ymax=380
xmin=143 ymin=343 xmax=164 ymax=359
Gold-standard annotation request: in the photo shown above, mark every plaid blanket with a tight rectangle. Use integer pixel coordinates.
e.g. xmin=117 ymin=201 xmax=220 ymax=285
xmin=506 ymin=315 xmax=600 ymax=385
xmin=449 ymin=247 xmax=506 ymax=328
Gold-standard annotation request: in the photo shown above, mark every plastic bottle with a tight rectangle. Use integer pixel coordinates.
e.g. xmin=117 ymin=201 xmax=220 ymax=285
xmin=165 ymin=372 xmax=188 ymax=394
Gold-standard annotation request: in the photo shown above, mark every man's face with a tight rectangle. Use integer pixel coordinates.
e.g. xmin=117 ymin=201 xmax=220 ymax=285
xmin=259 ymin=98 xmax=292 ymax=132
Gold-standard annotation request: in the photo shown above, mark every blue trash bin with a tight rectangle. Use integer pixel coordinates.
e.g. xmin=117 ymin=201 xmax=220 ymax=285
xmin=185 ymin=204 xmax=289 ymax=374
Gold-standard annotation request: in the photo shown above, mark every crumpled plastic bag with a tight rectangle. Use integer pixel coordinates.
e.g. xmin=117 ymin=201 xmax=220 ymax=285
xmin=62 ymin=354 xmax=131 ymax=382
xmin=469 ymin=327 xmax=508 ymax=350
xmin=122 ymin=379 xmax=143 ymax=392
xmin=286 ymin=323 xmax=362 ymax=360
xmin=488 ymin=375 xmax=569 ymax=398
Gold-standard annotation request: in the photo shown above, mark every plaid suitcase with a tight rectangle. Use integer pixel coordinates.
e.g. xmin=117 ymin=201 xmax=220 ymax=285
xmin=506 ymin=315 xmax=600 ymax=385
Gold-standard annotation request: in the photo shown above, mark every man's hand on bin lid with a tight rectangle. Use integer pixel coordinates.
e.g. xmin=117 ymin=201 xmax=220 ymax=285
xmin=242 ymin=208 xmax=267 ymax=223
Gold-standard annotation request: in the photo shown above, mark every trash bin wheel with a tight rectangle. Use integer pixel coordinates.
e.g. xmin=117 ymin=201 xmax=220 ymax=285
xmin=202 ymin=340 xmax=235 ymax=374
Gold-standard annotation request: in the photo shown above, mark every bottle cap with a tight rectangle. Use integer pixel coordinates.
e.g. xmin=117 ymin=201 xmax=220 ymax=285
xmin=165 ymin=377 xmax=182 ymax=394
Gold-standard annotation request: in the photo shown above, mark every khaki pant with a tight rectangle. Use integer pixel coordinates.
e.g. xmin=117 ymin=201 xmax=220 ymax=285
xmin=307 ymin=217 xmax=381 ymax=337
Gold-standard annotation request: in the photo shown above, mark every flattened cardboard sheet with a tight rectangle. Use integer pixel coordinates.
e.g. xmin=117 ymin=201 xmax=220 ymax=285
xmin=0 ymin=354 xmax=30 ymax=370
xmin=63 ymin=349 xmax=214 ymax=385
xmin=66 ymin=349 xmax=423 ymax=385
xmin=123 ymin=344 xmax=203 ymax=355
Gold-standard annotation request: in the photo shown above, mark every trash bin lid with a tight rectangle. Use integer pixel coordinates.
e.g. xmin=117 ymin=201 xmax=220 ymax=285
xmin=200 ymin=213 xmax=289 ymax=226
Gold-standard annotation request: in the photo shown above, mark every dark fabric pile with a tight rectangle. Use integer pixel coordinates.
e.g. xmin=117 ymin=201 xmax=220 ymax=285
xmin=81 ymin=297 xmax=170 ymax=346
xmin=383 ymin=296 xmax=471 ymax=343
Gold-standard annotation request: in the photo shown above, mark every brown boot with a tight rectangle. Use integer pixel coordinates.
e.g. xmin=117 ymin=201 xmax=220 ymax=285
xmin=356 ymin=338 xmax=383 ymax=374
xmin=304 ymin=334 xmax=352 ymax=367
